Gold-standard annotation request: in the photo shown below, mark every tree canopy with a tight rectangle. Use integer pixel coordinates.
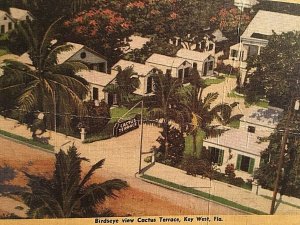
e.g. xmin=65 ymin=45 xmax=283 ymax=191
xmin=244 ymin=31 xmax=300 ymax=109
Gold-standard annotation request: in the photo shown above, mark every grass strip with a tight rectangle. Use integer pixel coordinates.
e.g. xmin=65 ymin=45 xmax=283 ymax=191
xmin=260 ymin=195 xmax=300 ymax=209
xmin=141 ymin=174 xmax=266 ymax=215
xmin=0 ymin=129 xmax=54 ymax=152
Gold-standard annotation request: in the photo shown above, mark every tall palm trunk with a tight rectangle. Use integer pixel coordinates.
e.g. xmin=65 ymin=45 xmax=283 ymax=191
xmin=192 ymin=130 xmax=198 ymax=157
xmin=164 ymin=118 xmax=169 ymax=159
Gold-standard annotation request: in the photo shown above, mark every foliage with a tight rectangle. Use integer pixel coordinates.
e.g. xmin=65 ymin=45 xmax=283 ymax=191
xmin=114 ymin=66 xmax=140 ymax=105
xmin=0 ymin=129 xmax=54 ymax=151
xmin=244 ymin=31 xmax=300 ymax=109
xmin=123 ymin=37 xmax=180 ymax=64
xmin=22 ymin=145 xmax=128 ymax=218
xmin=72 ymin=100 xmax=110 ymax=135
xmin=225 ymin=164 xmax=236 ymax=178
xmin=254 ymin=124 xmax=300 ymax=198
xmin=0 ymin=20 xmax=89 ymax=130
xmin=215 ymin=63 xmax=239 ymax=76
xmin=210 ymin=6 xmax=252 ymax=40
xmin=149 ymin=71 xmax=183 ymax=158
xmin=63 ymin=4 xmax=133 ymax=66
xmin=22 ymin=0 xmax=95 ymax=27
xmin=154 ymin=125 xmax=185 ymax=167
xmin=176 ymin=70 xmax=243 ymax=155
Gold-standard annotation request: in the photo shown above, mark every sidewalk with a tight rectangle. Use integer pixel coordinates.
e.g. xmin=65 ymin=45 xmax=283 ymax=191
xmin=0 ymin=116 xmax=82 ymax=152
xmin=144 ymin=163 xmax=300 ymax=215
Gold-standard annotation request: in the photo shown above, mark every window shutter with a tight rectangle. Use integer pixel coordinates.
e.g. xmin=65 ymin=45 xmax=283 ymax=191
xmin=218 ymin=150 xmax=224 ymax=166
xmin=236 ymin=154 xmax=242 ymax=170
xmin=248 ymin=158 xmax=255 ymax=174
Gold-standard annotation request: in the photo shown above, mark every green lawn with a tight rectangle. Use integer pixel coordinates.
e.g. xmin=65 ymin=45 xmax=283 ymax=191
xmin=110 ymin=106 xmax=147 ymax=122
xmin=0 ymin=129 xmax=54 ymax=152
xmin=228 ymin=119 xmax=240 ymax=129
xmin=84 ymin=106 xmax=147 ymax=143
xmin=0 ymin=48 xmax=9 ymax=57
xmin=227 ymin=90 xmax=269 ymax=108
xmin=184 ymin=130 xmax=206 ymax=158
xmin=204 ymin=77 xmax=225 ymax=86
xmin=141 ymin=174 xmax=266 ymax=215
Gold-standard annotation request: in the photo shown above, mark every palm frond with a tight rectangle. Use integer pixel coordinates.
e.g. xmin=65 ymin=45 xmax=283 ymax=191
xmin=203 ymin=92 xmax=219 ymax=110
xmin=79 ymin=159 xmax=105 ymax=189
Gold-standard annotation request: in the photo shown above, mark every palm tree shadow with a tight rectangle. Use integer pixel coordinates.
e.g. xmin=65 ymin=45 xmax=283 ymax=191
xmin=0 ymin=165 xmax=27 ymax=194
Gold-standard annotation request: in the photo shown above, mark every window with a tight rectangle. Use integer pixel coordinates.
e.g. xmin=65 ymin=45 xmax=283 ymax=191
xmin=177 ymin=38 xmax=182 ymax=46
xmin=184 ymin=67 xmax=190 ymax=79
xmin=0 ymin=25 xmax=5 ymax=34
xmin=92 ymin=87 xmax=99 ymax=100
xmin=80 ymin=52 xmax=87 ymax=59
xmin=209 ymin=147 xmax=224 ymax=165
xmin=208 ymin=43 xmax=214 ymax=51
xmin=231 ymin=50 xmax=238 ymax=58
xmin=8 ymin=22 xmax=12 ymax=30
xmin=26 ymin=15 xmax=30 ymax=20
xmin=146 ymin=76 xmax=153 ymax=94
xmin=193 ymin=63 xmax=198 ymax=69
xmin=166 ymin=69 xmax=171 ymax=75
xmin=247 ymin=45 xmax=259 ymax=57
xmin=208 ymin=61 xmax=214 ymax=71
xmin=248 ymin=126 xmax=256 ymax=133
xmin=236 ymin=155 xmax=255 ymax=173
xmin=4 ymin=17 xmax=7 ymax=20
xmin=178 ymin=69 xmax=183 ymax=80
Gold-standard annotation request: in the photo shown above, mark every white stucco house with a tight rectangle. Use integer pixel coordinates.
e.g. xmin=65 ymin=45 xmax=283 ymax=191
xmin=145 ymin=53 xmax=192 ymax=82
xmin=19 ymin=42 xmax=108 ymax=73
xmin=228 ymin=10 xmax=300 ymax=80
xmin=111 ymin=59 xmax=158 ymax=96
xmin=176 ymin=49 xmax=215 ymax=77
xmin=234 ymin=0 xmax=259 ymax=11
xmin=77 ymin=70 xmax=116 ymax=105
xmin=0 ymin=10 xmax=15 ymax=34
xmin=203 ymin=106 xmax=283 ymax=180
xmin=9 ymin=7 xmax=33 ymax=22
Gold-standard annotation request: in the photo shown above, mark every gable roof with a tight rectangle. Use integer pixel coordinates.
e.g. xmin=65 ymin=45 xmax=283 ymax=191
xmin=176 ymin=49 xmax=213 ymax=62
xmin=0 ymin=9 xmax=15 ymax=21
xmin=77 ymin=70 xmax=116 ymax=87
xmin=9 ymin=7 xmax=32 ymax=21
xmin=204 ymin=128 xmax=269 ymax=156
xmin=18 ymin=42 xmax=106 ymax=66
xmin=242 ymin=10 xmax=300 ymax=40
xmin=112 ymin=60 xmax=154 ymax=77
xmin=241 ymin=106 xmax=283 ymax=128
xmin=146 ymin=53 xmax=189 ymax=68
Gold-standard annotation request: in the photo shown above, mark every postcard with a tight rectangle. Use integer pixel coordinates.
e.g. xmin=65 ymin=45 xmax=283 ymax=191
xmin=0 ymin=0 xmax=300 ymax=225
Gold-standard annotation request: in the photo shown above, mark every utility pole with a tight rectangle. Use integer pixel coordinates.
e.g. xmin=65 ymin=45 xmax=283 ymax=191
xmin=138 ymin=99 xmax=144 ymax=174
xmin=270 ymin=99 xmax=294 ymax=214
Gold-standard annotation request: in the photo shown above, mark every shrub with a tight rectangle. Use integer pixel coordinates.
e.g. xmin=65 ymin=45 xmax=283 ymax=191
xmin=225 ymin=164 xmax=236 ymax=178
xmin=154 ymin=125 xmax=185 ymax=167
xmin=229 ymin=177 xmax=245 ymax=187
xmin=71 ymin=100 xmax=110 ymax=135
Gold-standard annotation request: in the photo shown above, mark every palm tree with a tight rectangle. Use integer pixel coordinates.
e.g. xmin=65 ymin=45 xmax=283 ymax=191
xmin=149 ymin=71 xmax=183 ymax=158
xmin=177 ymin=71 xmax=243 ymax=156
xmin=0 ymin=19 xmax=89 ymax=130
xmin=22 ymin=145 xmax=128 ymax=218
xmin=113 ymin=65 xmax=140 ymax=105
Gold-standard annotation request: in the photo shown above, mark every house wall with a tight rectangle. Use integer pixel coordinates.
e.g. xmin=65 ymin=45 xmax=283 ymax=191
xmin=203 ymin=142 xmax=261 ymax=180
xmin=86 ymin=84 xmax=105 ymax=102
xmin=0 ymin=14 xmax=15 ymax=34
xmin=69 ymin=48 xmax=107 ymax=72
xmin=240 ymin=120 xmax=275 ymax=137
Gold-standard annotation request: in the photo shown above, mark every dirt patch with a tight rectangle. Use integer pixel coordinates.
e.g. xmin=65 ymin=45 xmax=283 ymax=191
xmin=0 ymin=137 xmax=201 ymax=217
